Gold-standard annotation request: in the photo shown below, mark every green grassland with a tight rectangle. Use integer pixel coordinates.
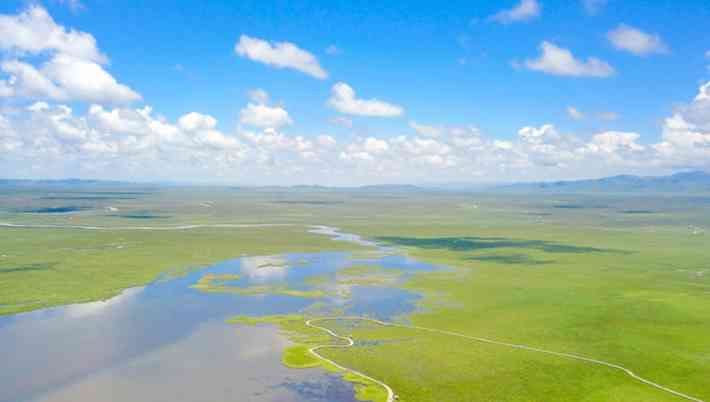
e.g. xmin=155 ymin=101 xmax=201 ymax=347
xmin=0 ymin=224 xmax=358 ymax=315
xmin=1 ymin=185 xmax=709 ymax=401
xmin=190 ymin=272 xmax=328 ymax=298
xmin=326 ymin=216 xmax=710 ymax=400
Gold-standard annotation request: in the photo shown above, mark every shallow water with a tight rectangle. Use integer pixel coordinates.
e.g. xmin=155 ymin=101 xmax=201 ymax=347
xmin=0 ymin=227 xmax=437 ymax=402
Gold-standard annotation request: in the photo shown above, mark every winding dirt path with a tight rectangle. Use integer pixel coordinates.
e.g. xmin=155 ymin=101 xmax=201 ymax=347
xmin=306 ymin=318 xmax=396 ymax=402
xmin=306 ymin=316 xmax=705 ymax=402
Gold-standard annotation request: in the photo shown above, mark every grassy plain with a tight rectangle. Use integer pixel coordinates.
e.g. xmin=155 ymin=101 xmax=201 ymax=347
xmin=1 ymin=185 xmax=709 ymax=401
xmin=325 ymin=196 xmax=710 ymax=401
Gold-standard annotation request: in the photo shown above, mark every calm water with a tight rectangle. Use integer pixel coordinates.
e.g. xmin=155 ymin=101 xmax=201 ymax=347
xmin=0 ymin=227 xmax=437 ymax=402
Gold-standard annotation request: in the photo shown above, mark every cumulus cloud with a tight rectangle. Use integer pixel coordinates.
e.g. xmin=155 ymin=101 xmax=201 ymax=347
xmin=239 ymin=89 xmax=293 ymax=129
xmin=567 ymin=106 xmax=585 ymax=120
xmin=328 ymin=82 xmax=404 ymax=117
xmin=178 ymin=112 xmax=217 ymax=132
xmin=587 ymin=131 xmax=644 ymax=154
xmin=524 ymin=41 xmax=614 ymax=77
xmin=696 ymin=82 xmax=710 ymax=102
xmin=4 ymin=81 xmax=710 ymax=184
xmin=0 ymin=6 xmax=140 ymax=104
xmin=240 ymin=103 xmax=293 ymax=128
xmin=490 ymin=0 xmax=541 ymax=24
xmin=0 ymin=55 xmax=140 ymax=103
xmin=607 ymin=25 xmax=668 ymax=56
xmin=235 ymin=35 xmax=328 ymax=79
xmin=8 ymin=102 xmax=252 ymax=175
xmin=0 ymin=5 xmax=104 ymax=62
xmin=46 ymin=54 xmax=140 ymax=102
xmin=0 ymin=59 xmax=64 ymax=99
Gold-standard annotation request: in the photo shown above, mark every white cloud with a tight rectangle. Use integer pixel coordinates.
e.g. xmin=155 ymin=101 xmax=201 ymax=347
xmin=239 ymin=89 xmax=293 ymax=129
xmin=1 ymin=59 xmax=65 ymax=99
xmin=0 ymin=5 xmax=105 ymax=63
xmin=696 ymin=82 xmax=710 ymax=102
xmin=0 ymin=7 xmax=140 ymax=104
xmin=363 ymin=137 xmax=389 ymax=154
xmin=490 ymin=0 xmax=541 ymax=24
xmin=567 ymin=106 xmax=585 ymax=120
xmin=235 ymin=35 xmax=328 ymax=79
xmin=328 ymin=82 xmax=404 ymax=117
xmin=27 ymin=101 xmax=50 ymax=112
xmin=588 ymin=131 xmax=645 ymax=153
xmin=178 ymin=112 xmax=217 ymax=132
xmin=409 ymin=121 xmax=443 ymax=137
xmin=43 ymin=54 xmax=140 ymax=103
xmin=0 ymin=55 xmax=141 ymax=103
xmin=518 ymin=124 xmax=562 ymax=144
xmin=240 ymin=103 xmax=293 ymax=129
xmin=524 ymin=41 xmax=614 ymax=77
xmin=3 ymin=81 xmax=710 ymax=184
xmin=650 ymin=82 xmax=710 ymax=168
xmin=581 ymin=0 xmax=607 ymax=15
xmin=12 ymin=102 xmax=250 ymax=172
xmin=607 ymin=25 xmax=668 ymax=56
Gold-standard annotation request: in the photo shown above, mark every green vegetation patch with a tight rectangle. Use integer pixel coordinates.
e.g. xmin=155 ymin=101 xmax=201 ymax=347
xmin=227 ymin=315 xmax=389 ymax=402
xmin=0 ymin=223 xmax=359 ymax=315
xmin=191 ymin=276 xmax=327 ymax=299
xmin=190 ymin=273 xmax=242 ymax=291
xmin=304 ymin=264 xmax=400 ymax=297
xmin=376 ymin=235 xmax=618 ymax=254
xmin=282 ymin=344 xmax=321 ymax=368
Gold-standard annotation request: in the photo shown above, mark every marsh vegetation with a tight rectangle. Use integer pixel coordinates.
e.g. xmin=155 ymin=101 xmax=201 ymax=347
xmin=1 ymin=185 xmax=709 ymax=401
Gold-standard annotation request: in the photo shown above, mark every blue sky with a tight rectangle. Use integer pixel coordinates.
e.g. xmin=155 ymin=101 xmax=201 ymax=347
xmin=0 ymin=0 xmax=709 ymax=184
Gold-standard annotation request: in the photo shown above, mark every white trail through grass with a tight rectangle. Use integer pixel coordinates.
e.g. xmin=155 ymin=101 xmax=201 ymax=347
xmin=307 ymin=316 xmax=705 ymax=402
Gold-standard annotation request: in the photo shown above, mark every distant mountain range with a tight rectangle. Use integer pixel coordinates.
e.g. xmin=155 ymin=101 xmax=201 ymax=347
xmin=3 ymin=171 xmax=710 ymax=193
xmin=0 ymin=179 xmax=137 ymax=188
xmin=497 ymin=171 xmax=710 ymax=193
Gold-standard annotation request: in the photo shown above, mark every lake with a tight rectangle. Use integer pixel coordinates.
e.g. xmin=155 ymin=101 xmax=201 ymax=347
xmin=0 ymin=227 xmax=436 ymax=402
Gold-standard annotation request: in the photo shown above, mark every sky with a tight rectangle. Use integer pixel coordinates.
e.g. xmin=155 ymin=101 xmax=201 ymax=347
xmin=0 ymin=0 xmax=709 ymax=185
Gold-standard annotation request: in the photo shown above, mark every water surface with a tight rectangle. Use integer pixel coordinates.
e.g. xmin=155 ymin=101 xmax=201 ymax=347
xmin=0 ymin=226 xmax=437 ymax=402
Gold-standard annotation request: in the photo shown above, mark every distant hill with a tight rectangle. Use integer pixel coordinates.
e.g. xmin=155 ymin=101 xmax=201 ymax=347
xmin=229 ymin=184 xmax=424 ymax=192
xmin=498 ymin=171 xmax=710 ymax=193
xmin=0 ymin=178 xmax=131 ymax=187
xmin=354 ymin=184 xmax=422 ymax=192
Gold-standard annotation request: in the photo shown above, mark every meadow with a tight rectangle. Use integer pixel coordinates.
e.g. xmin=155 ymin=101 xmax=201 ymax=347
xmin=1 ymin=184 xmax=709 ymax=401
